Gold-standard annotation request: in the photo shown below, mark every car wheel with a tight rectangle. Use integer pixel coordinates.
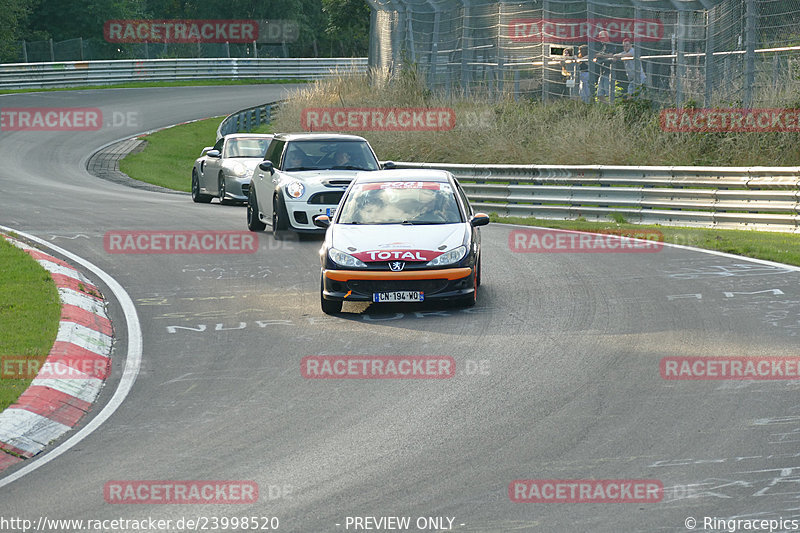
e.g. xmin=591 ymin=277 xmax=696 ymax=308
xmin=320 ymin=275 xmax=342 ymax=315
xmin=272 ymin=194 xmax=289 ymax=238
xmin=191 ymin=170 xmax=212 ymax=203
xmin=247 ymin=187 xmax=266 ymax=232
xmin=218 ymin=173 xmax=230 ymax=205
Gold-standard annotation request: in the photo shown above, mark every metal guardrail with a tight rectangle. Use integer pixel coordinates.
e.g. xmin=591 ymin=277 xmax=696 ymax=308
xmin=217 ymin=101 xmax=283 ymax=140
xmin=0 ymin=57 xmax=368 ymax=89
xmin=391 ymin=162 xmax=800 ymax=232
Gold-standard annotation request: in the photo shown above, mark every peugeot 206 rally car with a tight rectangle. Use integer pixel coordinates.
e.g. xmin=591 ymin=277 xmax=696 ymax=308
xmin=314 ymin=169 xmax=489 ymax=315
xmin=246 ymin=133 xmax=384 ymax=237
xmin=192 ymin=133 xmax=273 ymax=204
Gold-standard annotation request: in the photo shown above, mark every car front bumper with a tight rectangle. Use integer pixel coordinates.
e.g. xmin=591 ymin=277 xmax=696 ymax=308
xmin=321 ymin=267 xmax=475 ymax=302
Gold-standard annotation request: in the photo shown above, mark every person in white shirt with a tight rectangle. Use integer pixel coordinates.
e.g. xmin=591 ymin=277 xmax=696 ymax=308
xmin=614 ymin=38 xmax=646 ymax=96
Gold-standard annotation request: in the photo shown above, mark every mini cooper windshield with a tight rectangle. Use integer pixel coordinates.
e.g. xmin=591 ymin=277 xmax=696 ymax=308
xmin=338 ymin=181 xmax=463 ymax=225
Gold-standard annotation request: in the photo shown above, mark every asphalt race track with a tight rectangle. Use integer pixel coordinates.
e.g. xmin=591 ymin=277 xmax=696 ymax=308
xmin=2 ymin=85 xmax=800 ymax=532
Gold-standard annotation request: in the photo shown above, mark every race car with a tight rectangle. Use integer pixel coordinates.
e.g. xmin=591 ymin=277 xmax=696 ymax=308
xmin=246 ymin=133 xmax=382 ymax=236
xmin=192 ymin=133 xmax=273 ymax=204
xmin=315 ymin=169 xmax=489 ymax=314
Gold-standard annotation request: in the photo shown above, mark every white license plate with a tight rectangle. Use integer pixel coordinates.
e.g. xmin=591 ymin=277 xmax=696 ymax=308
xmin=326 ymin=207 xmax=336 ymax=217
xmin=373 ymin=291 xmax=424 ymax=303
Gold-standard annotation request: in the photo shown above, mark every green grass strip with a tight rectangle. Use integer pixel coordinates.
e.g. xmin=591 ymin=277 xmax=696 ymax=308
xmin=0 ymin=237 xmax=61 ymax=412
xmin=119 ymin=116 xmax=225 ymax=192
xmin=494 ymin=215 xmax=800 ymax=267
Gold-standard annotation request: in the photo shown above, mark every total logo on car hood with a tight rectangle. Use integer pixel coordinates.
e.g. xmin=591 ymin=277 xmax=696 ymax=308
xmin=331 ymin=224 xmax=467 ymax=263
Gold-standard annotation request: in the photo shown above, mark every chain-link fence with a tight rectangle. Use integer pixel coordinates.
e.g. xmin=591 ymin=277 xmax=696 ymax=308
xmin=366 ymin=0 xmax=800 ymax=107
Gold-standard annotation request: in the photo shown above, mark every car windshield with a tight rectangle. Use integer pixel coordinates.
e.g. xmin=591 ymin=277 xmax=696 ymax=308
xmin=337 ymin=181 xmax=463 ymax=225
xmin=224 ymin=138 xmax=270 ymax=158
xmin=283 ymin=140 xmax=380 ymax=172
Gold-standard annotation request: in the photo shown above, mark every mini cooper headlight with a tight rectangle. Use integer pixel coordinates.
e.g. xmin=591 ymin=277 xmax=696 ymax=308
xmin=329 ymin=248 xmax=367 ymax=268
xmin=426 ymin=245 xmax=467 ymax=267
xmin=286 ymin=181 xmax=305 ymax=199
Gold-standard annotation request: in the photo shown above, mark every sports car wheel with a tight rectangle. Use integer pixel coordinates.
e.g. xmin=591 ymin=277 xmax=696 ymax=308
xmin=272 ymin=194 xmax=289 ymax=238
xmin=320 ymin=276 xmax=342 ymax=315
xmin=218 ymin=173 xmax=230 ymax=204
xmin=191 ymin=170 xmax=212 ymax=203
xmin=247 ymin=187 xmax=266 ymax=232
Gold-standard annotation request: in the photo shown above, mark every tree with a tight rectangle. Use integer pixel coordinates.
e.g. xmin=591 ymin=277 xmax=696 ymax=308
xmin=323 ymin=0 xmax=370 ymax=56
xmin=0 ymin=0 xmax=36 ymax=61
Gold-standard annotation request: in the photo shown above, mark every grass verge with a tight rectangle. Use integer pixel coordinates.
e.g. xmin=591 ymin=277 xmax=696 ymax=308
xmin=495 ymin=215 xmax=800 ymax=267
xmin=0 ymin=237 xmax=61 ymax=412
xmin=119 ymin=116 xmax=224 ymax=192
xmin=0 ymin=78 xmax=307 ymax=95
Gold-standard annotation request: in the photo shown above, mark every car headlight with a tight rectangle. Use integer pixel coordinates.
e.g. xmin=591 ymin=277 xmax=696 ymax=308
xmin=229 ymin=161 xmax=249 ymax=177
xmin=285 ymin=180 xmax=305 ymax=199
xmin=329 ymin=248 xmax=367 ymax=268
xmin=426 ymin=245 xmax=467 ymax=267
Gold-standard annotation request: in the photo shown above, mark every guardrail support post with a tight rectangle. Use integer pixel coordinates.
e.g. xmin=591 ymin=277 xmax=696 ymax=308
xmin=744 ymin=0 xmax=757 ymax=108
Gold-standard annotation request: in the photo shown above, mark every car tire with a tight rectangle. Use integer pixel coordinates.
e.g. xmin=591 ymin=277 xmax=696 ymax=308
xmin=320 ymin=276 xmax=342 ymax=315
xmin=476 ymin=255 xmax=482 ymax=287
xmin=272 ymin=194 xmax=289 ymax=239
xmin=247 ymin=187 xmax=266 ymax=232
xmin=456 ymin=270 xmax=478 ymax=308
xmin=218 ymin=173 xmax=231 ymax=205
xmin=191 ymin=170 xmax=212 ymax=203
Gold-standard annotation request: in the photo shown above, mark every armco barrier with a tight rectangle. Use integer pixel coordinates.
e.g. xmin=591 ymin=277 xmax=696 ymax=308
xmin=390 ymin=162 xmax=800 ymax=233
xmin=217 ymin=101 xmax=283 ymax=140
xmin=0 ymin=57 xmax=367 ymax=89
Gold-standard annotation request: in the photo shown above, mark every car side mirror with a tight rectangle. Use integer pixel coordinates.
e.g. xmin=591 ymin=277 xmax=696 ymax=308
xmin=207 ymin=150 xmax=221 ymax=158
xmin=201 ymin=146 xmax=213 ymax=156
xmin=259 ymin=160 xmax=275 ymax=174
xmin=382 ymin=161 xmax=396 ymax=169
xmin=470 ymin=213 xmax=490 ymax=227
xmin=313 ymin=215 xmax=331 ymax=229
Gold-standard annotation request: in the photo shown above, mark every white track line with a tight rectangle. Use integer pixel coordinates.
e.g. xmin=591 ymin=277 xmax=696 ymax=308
xmin=0 ymin=225 xmax=142 ymax=488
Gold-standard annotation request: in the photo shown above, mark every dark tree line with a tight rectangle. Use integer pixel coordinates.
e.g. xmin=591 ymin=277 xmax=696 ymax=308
xmin=1 ymin=0 xmax=370 ymax=61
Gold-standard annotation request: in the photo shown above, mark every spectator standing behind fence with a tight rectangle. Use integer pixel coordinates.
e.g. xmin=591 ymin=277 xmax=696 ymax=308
xmin=560 ymin=48 xmax=577 ymax=98
xmin=578 ymin=45 xmax=590 ymax=103
xmin=613 ymin=38 xmax=646 ymax=97
xmin=594 ymin=30 xmax=614 ymax=103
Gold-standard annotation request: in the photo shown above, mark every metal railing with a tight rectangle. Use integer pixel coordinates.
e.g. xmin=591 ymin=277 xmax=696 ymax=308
xmin=0 ymin=57 xmax=368 ymax=89
xmin=217 ymin=101 xmax=283 ymax=140
xmin=391 ymin=162 xmax=800 ymax=232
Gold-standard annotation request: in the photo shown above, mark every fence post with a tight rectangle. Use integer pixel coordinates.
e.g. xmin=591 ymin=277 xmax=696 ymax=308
xmin=253 ymin=41 xmax=258 ymax=58
xmin=79 ymin=37 xmax=84 ymax=61
xmin=675 ymin=11 xmax=686 ymax=107
xmin=49 ymin=38 xmax=55 ymax=62
xmin=744 ymin=0 xmax=757 ymax=108
xmin=542 ymin=0 xmax=550 ymax=104
xmin=22 ymin=40 xmax=28 ymax=63
xmin=704 ymin=8 xmax=714 ymax=106
xmin=225 ymin=41 xmax=231 ymax=58
xmin=431 ymin=9 xmax=441 ymax=89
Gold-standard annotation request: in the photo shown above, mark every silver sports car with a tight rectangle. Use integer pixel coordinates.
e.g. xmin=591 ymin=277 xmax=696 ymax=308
xmin=192 ymin=133 xmax=273 ymax=204
xmin=246 ymin=133 xmax=385 ymax=236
